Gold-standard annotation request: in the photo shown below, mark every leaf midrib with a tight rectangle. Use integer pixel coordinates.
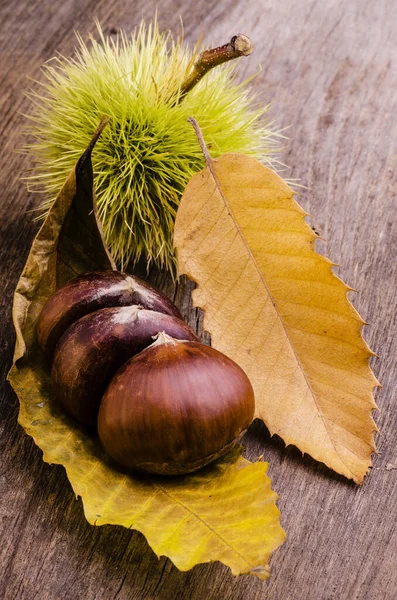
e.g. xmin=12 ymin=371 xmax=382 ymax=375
xmin=204 ymin=154 xmax=355 ymax=477
xmin=152 ymin=478 xmax=256 ymax=569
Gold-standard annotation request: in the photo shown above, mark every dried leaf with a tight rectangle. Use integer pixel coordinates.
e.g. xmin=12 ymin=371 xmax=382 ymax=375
xmin=11 ymin=116 xmax=114 ymax=364
xmin=8 ymin=121 xmax=285 ymax=578
xmin=174 ymin=124 xmax=378 ymax=484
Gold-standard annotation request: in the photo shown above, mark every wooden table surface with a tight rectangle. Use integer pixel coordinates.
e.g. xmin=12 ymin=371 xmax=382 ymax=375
xmin=1 ymin=1 xmax=396 ymax=598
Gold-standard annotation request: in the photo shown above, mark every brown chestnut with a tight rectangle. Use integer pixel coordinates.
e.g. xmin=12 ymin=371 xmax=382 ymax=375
xmin=37 ymin=271 xmax=182 ymax=361
xmin=97 ymin=333 xmax=255 ymax=475
xmin=51 ymin=307 xmax=198 ymax=427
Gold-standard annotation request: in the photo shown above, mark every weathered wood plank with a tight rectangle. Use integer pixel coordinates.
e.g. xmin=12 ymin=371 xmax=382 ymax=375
xmin=1 ymin=0 xmax=396 ymax=598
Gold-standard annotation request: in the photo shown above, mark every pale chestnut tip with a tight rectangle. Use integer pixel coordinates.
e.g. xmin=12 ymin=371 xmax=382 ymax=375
xmin=150 ymin=331 xmax=183 ymax=346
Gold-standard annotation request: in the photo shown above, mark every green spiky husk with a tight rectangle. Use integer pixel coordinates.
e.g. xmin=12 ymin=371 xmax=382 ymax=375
xmin=25 ymin=21 xmax=278 ymax=271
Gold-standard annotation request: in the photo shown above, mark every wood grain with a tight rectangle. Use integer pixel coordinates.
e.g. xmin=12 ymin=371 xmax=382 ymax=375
xmin=1 ymin=0 xmax=396 ymax=598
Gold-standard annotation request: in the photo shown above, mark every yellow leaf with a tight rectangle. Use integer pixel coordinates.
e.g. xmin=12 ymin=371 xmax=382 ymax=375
xmin=174 ymin=126 xmax=378 ymax=484
xmin=8 ymin=121 xmax=285 ymax=579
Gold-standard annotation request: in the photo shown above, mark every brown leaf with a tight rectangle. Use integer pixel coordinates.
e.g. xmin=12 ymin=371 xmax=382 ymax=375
xmin=12 ymin=116 xmax=114 ymax=363
xmin=56 ymin=119 xmax=116 ymax=286
xmin=174 ymin=119 xmax=379 ymax=484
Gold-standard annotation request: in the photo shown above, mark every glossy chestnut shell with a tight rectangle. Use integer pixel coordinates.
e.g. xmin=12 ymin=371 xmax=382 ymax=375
xmin=37 ymin=271 xmax=182 ymax=361
xmin=97 ymin=334 xmax=255 ymax=475
xmin=52 ymin=307 xmax=197 ymax=427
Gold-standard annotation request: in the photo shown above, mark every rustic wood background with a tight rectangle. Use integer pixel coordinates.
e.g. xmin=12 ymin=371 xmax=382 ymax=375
xmin=1 ymin=0 xmax=396 ymax=598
